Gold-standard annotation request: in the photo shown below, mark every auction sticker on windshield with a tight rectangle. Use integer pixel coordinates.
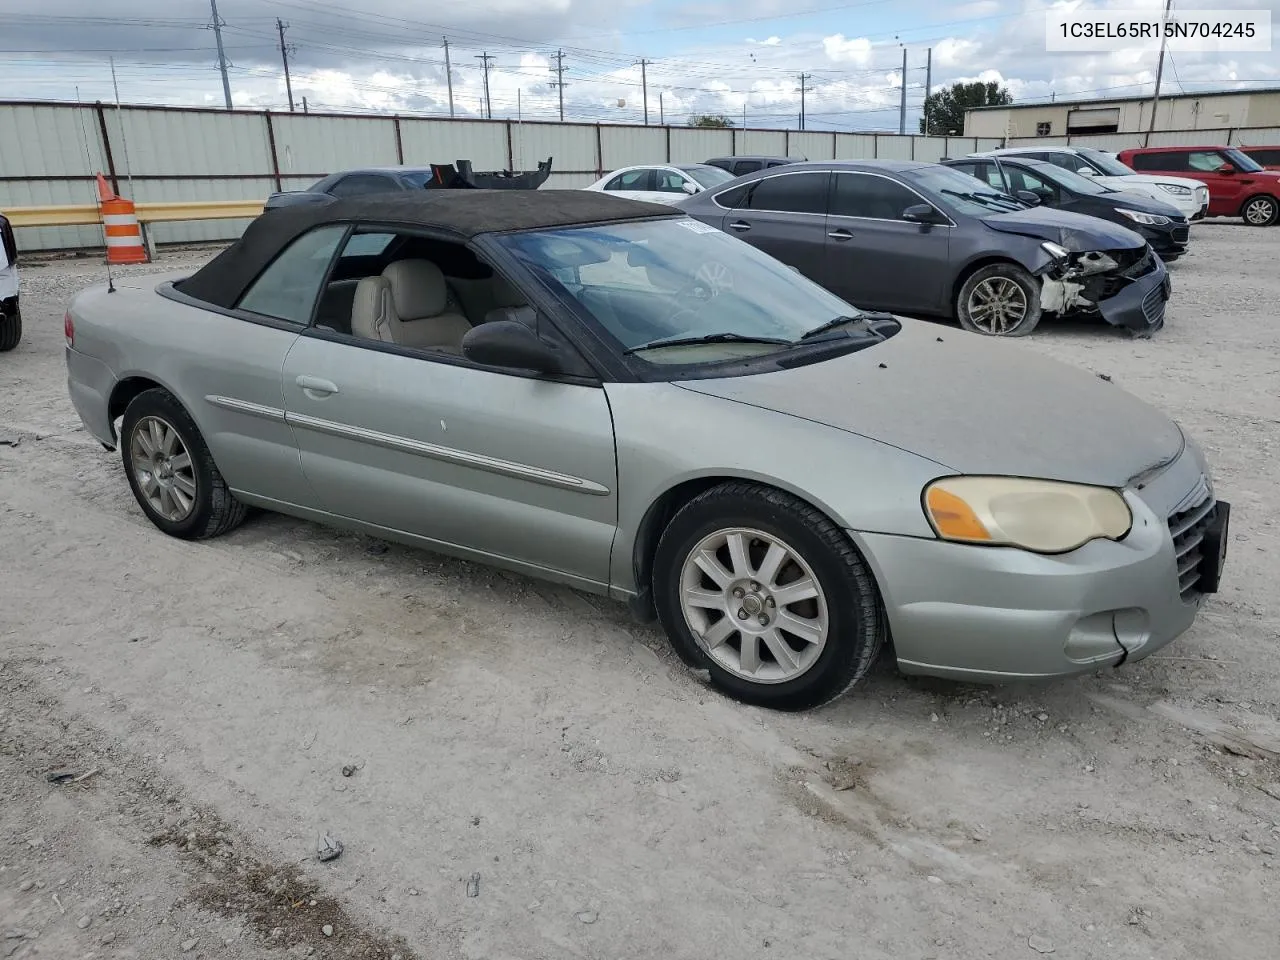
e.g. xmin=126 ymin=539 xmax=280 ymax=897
xmin=677 ymin=219 xmax=721 ymax=234
xmin=1046 ymin=9 xmax=1271 ymax=52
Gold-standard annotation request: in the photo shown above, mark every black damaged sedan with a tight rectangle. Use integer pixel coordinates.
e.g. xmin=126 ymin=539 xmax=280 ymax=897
xmin=941 ymin=155 xmax=1190 ymax=262
xmin=675 ymin=159 xmax=1171 ymax=337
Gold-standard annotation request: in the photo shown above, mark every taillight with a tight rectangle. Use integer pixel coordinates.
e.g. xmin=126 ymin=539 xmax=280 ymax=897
xmin=64 ymin=311 xmax=74 ymax=346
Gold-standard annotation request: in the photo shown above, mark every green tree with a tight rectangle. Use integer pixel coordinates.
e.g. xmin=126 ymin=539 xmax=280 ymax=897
xmin=919 ymin=81 xmax=1012 ymax=135
xmin=688 ymin=113 xmax=734 ymax=128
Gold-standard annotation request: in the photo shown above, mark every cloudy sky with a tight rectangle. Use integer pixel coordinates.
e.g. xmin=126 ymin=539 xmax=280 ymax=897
xmin=1 ymin=0 xmax=1277 ymax=130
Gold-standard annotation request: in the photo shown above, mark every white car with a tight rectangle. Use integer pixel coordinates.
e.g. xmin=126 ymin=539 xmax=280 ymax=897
xmin=583 ymin=163 xmax=738 ymax=205
xmin=969 ymin=146 xmax=1210 ymax=221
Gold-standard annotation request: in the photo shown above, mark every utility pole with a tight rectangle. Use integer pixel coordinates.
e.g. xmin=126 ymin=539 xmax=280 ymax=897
xmin=659 ymin=92 xmax=664 ymax=125
xmin=550 ymin=49 xmax=567 ymax=121
xmin=209 ymin=0 xmax=232 ymax=110
xmin=475 ymin=52 xmax=495 ymax=119
xmin=637 ymin=58 xmax=651 ymax=124
xmin=798 ymin=73 xmax=812 ymax=130
xmin=923 ymin=47 xmax=932 ymax=135
xmin=898 ymin=46 xmax=908 ymax=135
xmin=276 ymin=18 xmax=295 ymax=112
xmin=302 ymin=96 xmax=308 ymax=113
xmin=442 ymin=38 xmax=455 ymax=117
xmin=1146 ymin=0 xmax=1174 ymax=141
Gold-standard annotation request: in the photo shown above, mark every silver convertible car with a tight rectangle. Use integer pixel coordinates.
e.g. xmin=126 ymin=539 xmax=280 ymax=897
xmin=64 ymin=190 xmax=1230 ymax=710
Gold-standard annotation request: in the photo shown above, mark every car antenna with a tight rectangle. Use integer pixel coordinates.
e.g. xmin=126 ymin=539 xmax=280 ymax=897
xmin=74 ymin=85 xmax=116 ymax=293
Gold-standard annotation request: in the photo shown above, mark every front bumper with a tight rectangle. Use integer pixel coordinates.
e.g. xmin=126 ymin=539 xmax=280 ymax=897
xmin=850 ymin=449 xmax=1223 ymax=683
xmin=1138 ymin=223 xmax=1189 ymax=259
xmin=1095 ymin=254 xmax=1170 ymax=334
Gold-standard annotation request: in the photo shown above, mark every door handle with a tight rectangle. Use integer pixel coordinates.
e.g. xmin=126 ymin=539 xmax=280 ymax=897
xmin=296 ymin=375 xmax=339 ymax=396
xmin=728 ymin=220 xmax=751 ymax=232
xmin=827 ymin=228 xmax=854 ymax=240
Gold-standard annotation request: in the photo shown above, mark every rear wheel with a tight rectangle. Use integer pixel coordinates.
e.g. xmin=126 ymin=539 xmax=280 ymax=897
xmin=120 ymin=388 xmax=247 ymax=540
xmin=0 ymin=302 xmax=20 ymax=352
xmin=1241 ymin=194 xmax=1278 ymax=227
xmin=956 ymin=263 xmax=1042 ymax=336
xmin=653 ymin=481 xmax=885 ymax=711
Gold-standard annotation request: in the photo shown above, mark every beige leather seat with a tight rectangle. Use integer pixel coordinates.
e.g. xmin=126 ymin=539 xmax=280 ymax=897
xmin=350 ymin=259 xmax=472 ymax=351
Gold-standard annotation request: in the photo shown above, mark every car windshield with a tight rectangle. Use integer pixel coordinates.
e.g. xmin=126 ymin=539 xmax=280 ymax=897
xmin=680 ymin=165 xmax=737 ymax=188
xmin=494 ymin=218 xmax=880 ymax=365
xmin=901 ymin=164 xmax=1025 ymax=215
xmin=1023 ymin=162 xmax=1114 ymax=195
xmin=1223 ymin=147 xmax=1265 ymax=172
xmin=1078 ymin=148 xmax=1137 ymax=176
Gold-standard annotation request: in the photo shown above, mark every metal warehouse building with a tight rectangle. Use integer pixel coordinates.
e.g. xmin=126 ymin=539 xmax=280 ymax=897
xmin=965 ymin=88 xmax=1280 ymax=140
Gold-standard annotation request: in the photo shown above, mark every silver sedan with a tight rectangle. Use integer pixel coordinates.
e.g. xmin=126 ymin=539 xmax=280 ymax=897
xmin=63 ymin=190 xmax=1229 ymax=710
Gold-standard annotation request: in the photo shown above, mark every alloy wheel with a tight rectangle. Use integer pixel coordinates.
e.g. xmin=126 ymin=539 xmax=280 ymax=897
xmin=1243 ymin=197 xmax=1276 ymax=225
xmin=130 ymin=415 xmax=198 ymax=522
xmin=679 ymin=527 xmax=828 ymax=684
xmin=967 ymin=276 xmax=1029 ymax=334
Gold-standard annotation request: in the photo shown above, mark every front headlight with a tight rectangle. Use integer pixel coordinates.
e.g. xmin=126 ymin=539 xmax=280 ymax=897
xmin=923 ymin=476 xmax=1132 ymax=554
xmin=1118 ymin=208 xmax=1171 ymax=226
xmin=1040 ymin=240 xmax=1069 ymax=260
xmin=1156 ymin=183 xmax=1192 ymax=197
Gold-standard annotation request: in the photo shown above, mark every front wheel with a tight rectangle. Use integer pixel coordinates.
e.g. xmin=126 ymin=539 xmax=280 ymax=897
xmin=1241 ymin=195 xmax=1279 ymax=227
xmin=956 ymin=263 xmax=1042 ymax=336
xmin=120 ymin=388 xmax=248 ymax=540
xmin=652 ymin=481 xmax=885 ymax=710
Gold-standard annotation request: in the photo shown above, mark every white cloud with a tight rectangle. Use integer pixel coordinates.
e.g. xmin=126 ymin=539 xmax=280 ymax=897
xmin=933 ymin=38 xmax=981 ymax=68
xmin=822 ymin=34 xmax=873 ymax=66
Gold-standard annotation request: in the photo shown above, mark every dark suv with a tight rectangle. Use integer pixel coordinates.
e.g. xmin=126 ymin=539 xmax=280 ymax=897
xmin=704 ymin=156 xmax=804 ymax=177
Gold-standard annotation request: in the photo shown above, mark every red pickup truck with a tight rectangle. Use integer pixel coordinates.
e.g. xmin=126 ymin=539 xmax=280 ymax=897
xmin=1117 ymin=145 xmax=1280 ymax=226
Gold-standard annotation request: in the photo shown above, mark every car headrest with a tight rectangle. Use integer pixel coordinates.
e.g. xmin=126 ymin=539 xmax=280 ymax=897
xmin=382 ymin=259 xmax=447 ymax=319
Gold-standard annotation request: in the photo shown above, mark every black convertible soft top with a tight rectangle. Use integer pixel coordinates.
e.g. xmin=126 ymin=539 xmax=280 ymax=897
xmin=177 ymin=189 xmax=678 ymax=309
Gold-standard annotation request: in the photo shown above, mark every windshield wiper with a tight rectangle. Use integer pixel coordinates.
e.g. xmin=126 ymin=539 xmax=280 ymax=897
xmin=623 ymin=332 xmax=793 ymax=354
xmin=940 ymin=187 xmax=1020 ymax=210
xmin=798 ymin=313 xmax=894 ymax=340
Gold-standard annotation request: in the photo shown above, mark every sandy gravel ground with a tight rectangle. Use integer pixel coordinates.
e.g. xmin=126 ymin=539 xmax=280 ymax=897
xmin=2 ymin=225 xmax=1279 ymax=960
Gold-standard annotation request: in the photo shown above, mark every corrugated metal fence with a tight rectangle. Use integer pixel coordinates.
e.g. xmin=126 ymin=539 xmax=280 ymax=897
xmin=2 ymin=99 xmax=1278 ymax=252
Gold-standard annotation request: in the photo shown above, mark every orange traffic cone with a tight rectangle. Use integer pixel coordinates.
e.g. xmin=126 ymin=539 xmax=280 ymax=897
xmin=96 ymin=173 xmax=148 ymax=265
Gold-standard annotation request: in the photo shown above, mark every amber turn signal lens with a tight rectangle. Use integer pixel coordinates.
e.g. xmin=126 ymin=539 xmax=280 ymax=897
xmin=925 ymin=486 xmax=992 ymax=542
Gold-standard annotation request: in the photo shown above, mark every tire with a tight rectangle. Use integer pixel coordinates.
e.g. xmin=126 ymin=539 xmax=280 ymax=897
xmin=120 ymin=387 xmax=248 ymax=540
xmin=956 ymin=263 xmax=1042 ymax=337
xmin=0 ymin=304 xmax=20 ymax=352
xmin=1241 ymin=194 xmax=1279 ymax=227
xmin=652 ymin=481 xmax=885 ymax=711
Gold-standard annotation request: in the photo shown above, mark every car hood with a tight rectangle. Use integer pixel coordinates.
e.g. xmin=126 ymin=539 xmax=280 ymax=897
xmin=1099 ymin=189 xmax=1186 ymax=217
xmin=979 ymin=206 xmax=1147 ymax=250
xmin=674 ymin=319 xmax=1184 ymax=487
xmin=1098 ymin=173 xmax=1207 ymax=190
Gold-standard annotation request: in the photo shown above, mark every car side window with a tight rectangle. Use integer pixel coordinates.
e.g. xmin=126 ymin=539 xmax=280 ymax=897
xmin=1188 ymin=150 xmax=1229 ymax=172
xmin=1132 ymin=151 xmax=1186 ymax=172
xmin=329 ymin=174 xmax=398 ymax=197
xmin=735 ymin=160 xmax=763 ymax=175
xmin=973 ymin=162 xmax=1006 ymax=190
xmin=830 ymin=172 xmax=921 ymax=220
xmin=654 ymin=170 xmax=691 ymax=193
xmin=1004 ymin=167 xmax=1058 ymax=201
xmin=236 ymin=224 xmax=348 ymax=325
xmin=743 ymin=172 xmax=829 ymax=214
xmin=604 ymin=169 xmax=653 ymax=191
xmin=1251 ymin=148 xmax=1280 ymax=166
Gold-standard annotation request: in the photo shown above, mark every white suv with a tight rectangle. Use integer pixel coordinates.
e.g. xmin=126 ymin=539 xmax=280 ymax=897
xmin=969 ymin=146 xmax=1210 ymax=221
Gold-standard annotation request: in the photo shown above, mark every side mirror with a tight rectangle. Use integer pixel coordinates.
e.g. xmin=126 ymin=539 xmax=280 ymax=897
xmin=462 ymin=319 xmax=564 ymax=374
xmin=681 ymin=181 xmax=699 ymax=195
xmin=1015 ymin=189 xmax=1042 ymax=205
xmin=1217 ymin=163 xmax=1236 ymax=174
xmin=902 ymin=203 xmax=945 ymax=224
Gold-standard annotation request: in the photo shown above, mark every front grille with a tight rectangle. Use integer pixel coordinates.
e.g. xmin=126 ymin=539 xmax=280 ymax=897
xmin=1167 ymin=483 xmax=1216 ymax=602
xmin=1142 ymin=285 xmax=1166 ymax=325
xmin=1172 ymin=225 xmax=1190 ymax=243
